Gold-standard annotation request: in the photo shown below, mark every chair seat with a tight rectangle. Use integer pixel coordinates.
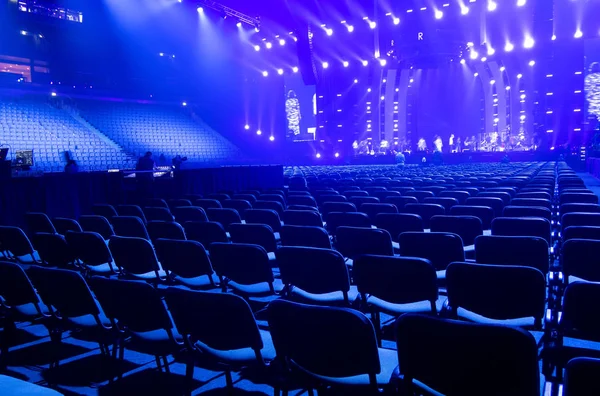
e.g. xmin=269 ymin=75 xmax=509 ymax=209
xmin=456 ymin=307 xmax=536 ymax=328
xmin=268 ymin=252 xmax=277 ymax=261
xmin=129 ymin=328 xmax=183 ymax=356
xmin=127 ymin=269 xmax=167 ymax=281
xmin=85 ymin=262 xmax=116 ymax=275
xmin=483 ymin=230 xmax=492 ymax=236
xmin=463 ymin=244 xmax=475 ymax=253
xmin=13 ymin=302 xmax=49 ymax=318
xmin=436 ymin=270 xmax=446 ymax=280
xmin=175 ymin=273 xmax=220 ymax=289
xmin=228 ymin=278 xmax=284 ymax=295
xmin=368 ymin=295 xmax=446 ymax=315
xmin=0 ymin=375 xmax=63 ymax=395
xmin=290 ymin=285 xmax=359 ymax=305
xmin=13 ymin=251 xmax=40 ymax=264
xmin=68 ymin=312 xmax=112 ymax=328
xmin=193 ymin=329 xmax=276 ymax=364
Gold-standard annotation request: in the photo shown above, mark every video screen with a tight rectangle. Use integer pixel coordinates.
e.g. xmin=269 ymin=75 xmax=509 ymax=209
xmin=15 ymin=150 xmax=33 ymax=167
xmin=585 ymin=39 xmax=600 ymax=126
xmin=284 ymin=74 xmax=317 ymax=142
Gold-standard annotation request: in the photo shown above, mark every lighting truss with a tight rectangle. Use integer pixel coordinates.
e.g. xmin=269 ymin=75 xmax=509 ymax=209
xmin=197 ymin=0 xmax=260 ymax=29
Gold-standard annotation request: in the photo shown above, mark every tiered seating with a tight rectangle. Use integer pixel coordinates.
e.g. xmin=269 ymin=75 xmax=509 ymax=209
xmin=2 ymin=161 xmax=600 ymax=395
xmin=0 ymin=96 xmax=135 ymax=172
xmin=77 ymin=100 xmax=242 ymax=164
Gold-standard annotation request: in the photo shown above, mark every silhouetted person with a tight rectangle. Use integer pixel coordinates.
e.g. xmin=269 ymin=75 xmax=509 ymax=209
xmin=64 ymin=160 xmax=79 ymax=174
xmin=136 ymin=151 xmax=155 ymax=199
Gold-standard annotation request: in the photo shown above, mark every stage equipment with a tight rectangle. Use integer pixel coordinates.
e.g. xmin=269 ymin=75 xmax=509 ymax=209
xmin=196 ymin=0 xmax=260 ymax=29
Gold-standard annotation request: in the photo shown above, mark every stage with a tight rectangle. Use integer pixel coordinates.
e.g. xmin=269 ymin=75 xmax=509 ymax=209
xmin=349 ymin=150 xmax=562 ymax=165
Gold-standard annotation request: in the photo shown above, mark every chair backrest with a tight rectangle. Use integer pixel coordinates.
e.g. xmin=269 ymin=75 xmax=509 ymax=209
xmin=206 ymin=208 xmax=243 ymax=230
xmin=146 ymin=221 xmax=186 ymax=243
xmin=92 ymin=204 xmax=118 ymax=219
xmin=25 ymin=212 xmax=57 ymax=235
xmin=561 ymin=193 xmax=599 ymax=205
xmin=430 ymin=215 xmax=483 ymax=246
xmin=449 ymin=205 xmax=494 ymax=229
xmin=268 ymin=299 xmax=381 ymax=380
xmin=0 ymin=226 xmax=36 ymax=257
xmin=277 ymin=247 xmax=350 ymax=297
xmin=317 ymin=195 xmax=348 ymax=207
xmin=510 ymin=198 xmax=552 ymax=210
xmin=79 ymin=215 xmax=115 ymax=240
xmin=116 ymin=205 xmax=147 ymax=224
xmin=404 ymin=190 xmax=435 ymax=202
xmin=374 ymin=213 xmax=424 ymax=242
xmin=109 ymin=236 xmax=161 ymax=276
xmin=229 ymin=223 xmax=277 ymax=252
xmin=164 ymin=288 xmax=263 ymax=353
xmin=252 ymin=201 xmax=285 ymax=217
xmin=154 ymin=239 xmax=213 ymax=279
xmin=562 ymin=212 xmax=600 ymax=231
xmin=384 ymin=196 xmax=419 ymax=211
xmin=321 ymin=202 xmax=356 ymax=221
xmin=91 ymin=277 xmax=173 ymax=333
xmin=232 ymin=194 xmax=257 ymax=205
xmin=562 ymin=282 xmax=600 ymax=342
xmin=282 ymin=210 xmax=323 ymax=227
xmin=446 ymin=262 xmax=546 ymax=325
xmin=65 ymin=231 xmax=113 ymax=267
xmin=167 ymin=199 xmax=193 ymax=210
xmin=516 ymin=192 xmax=552 ymax=200
xmin=245 ymin=209 xmax=282 ymax=232
xmin=439 ymin=190 xmax=470 ymax=204
xmin=326 ymin=212 xmax=371 ymax=235
xmin=491 ymin=217 xmax=551 ymax=245
xmin=349 ymin=196 xmax=380 ymax=207
xmin=561 ymin=204 xmax=600 ymax=217
xmin=0 ymin=261 xmax=42 ymax=308
xmin=399 ymin=232 xmax=465 ymax=271
xmin=145 ymin=198 xmax=169 ymax=209
xmin=184 ymin=221 xmax=229 ymax=247
xmin=52 ymin=218 xmax=83 ymax=235
xmin=207 ymin=193 xmax=231 ymax=203
xmin=563 ymin=226 xmax=600 ymax=242
xmin=476 ymin=192 xmax=511 ymax=205
xmin=32 ymin=233 xmax=75 ymax=267
xmin=287 ymin=195 xmax=318 ymax=208
xmin=27 ymin=266 xmax=101 ymax=319
xmin=335 ymin=226 xmax=394 ymax=259
xmin=111 ymin=216 xmax=150 ymax=240
xmin=562 ymin=239 xmax=600 ymax=282
xmin=209 ymin=243 xmax=274 ymax=286
xmin=172 ymin=206 xmax=208 ymax=223
xmin=354 ymin=255 xmax=437 ymax=306
xmin=280 ymin=225 xmax=332 ymax=249
xmin=465 ymin=197 xmax=504 ymax=217
xmin=194 ymin=199 xmax=223 ymax=211
xmin=503 ymin=205 xmax=552 ymax=221
xmin=565 ymin=357 xmax=600 ymax=396
xmin=423 ymin=197 xmax=460 ymax=212
xmin=475 ymin=235 xmax=549 ymax=273
xmin=257 ymin=194 xmax=286 ymax=208
xmin=359 ymin=203 xmax=399 ymax=223
xmin=395 ymin=313 xmax=540 ymax=396
xmin=403 ymin=204 xmax=446 ymax=229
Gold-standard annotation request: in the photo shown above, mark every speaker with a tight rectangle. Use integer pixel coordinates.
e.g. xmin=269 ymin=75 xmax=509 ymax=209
xmin=295 ymin=24 xmax=319 ymax=85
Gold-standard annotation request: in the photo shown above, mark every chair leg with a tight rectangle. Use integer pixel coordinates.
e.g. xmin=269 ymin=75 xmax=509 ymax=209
xmin=155 ymin=356 xmax=163 ymax=372
xmin=185 ymin=354 xmax=195 ymax=396
xmin=162 ymin=356 xmax=170 ymax=373
xmin=373 ymin=310 xmax=382 ymax=347
xmin=225 ymin=370 xmax=234 ymax=392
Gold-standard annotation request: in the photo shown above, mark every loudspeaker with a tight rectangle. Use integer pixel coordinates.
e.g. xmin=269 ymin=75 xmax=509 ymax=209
xmin=295 ymin=24 xmax=319 ymax=85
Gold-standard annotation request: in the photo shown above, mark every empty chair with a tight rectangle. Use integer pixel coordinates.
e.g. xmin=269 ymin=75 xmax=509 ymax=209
xmin=52 ymin=218 xmax=82 ymax=235
xmin=385 ymin=196 xmax=418 ymax=211
xmin=430 ymin=215 xmax=483 ymax=247
xmin=503 ymin=206 xmax=552 ymax=222
xmin=360 ymin=203 xmax=398 ymax=223
xmin=372 ymin=191 xmax=401 ymax=201
xmin=66 ymin=231 xmax=116 ymax=274
xmin=394 ymin=313 xmax=540 ymax=396
xmin=116 ymin=205 xmax=147 ymax=224
xmin=336 ymin=226 xmax=393 ymax=265
xmin=349 ymin=196 xmax=380 ymax=207
xmin=268 ymin=299 xmax=397 ymax=394
xmin=228 ymin=224 xmax=278 ymax=258
xmin=0 ymin=226 xmax=39 ymax=264
xmin=399 ymin=232 xmax=465 ymax=279
xmin=561 ymin=204 xmax=600 ymax=217
xmin=92 ymin=204 xmax=118 ymax=219
xmin=564 ymin=358 xmax=600 ymax=396
xmin=439 ymin=190 xmax=470 ymax=204
xmin=222 ymin=200 xmax=252 ymax=219
xmin=109 ymin=236 xmax=165 ymax=281
xmin=287 ymin=204 xmax=320 ymax=211
xmin=317 ymin=195 xmax=348 ymax=208
xmin=326 ymin=212 xmax=371 ymax=235
xmin=79 ymin=215 xmax=115 ymax=240
xmin=374 ymin=213 xmax=424 ymax=243
xmin=562 ymin=212 xmax=600 ymax=231
xmin=194 ymin=199 xmax=223 ymax=211
xmin=404 ymin=190 xmax=435 ymax=202
xmin=465 ymin=197 xmax=504 ymax=218
xmin=403 ymin=204 xmax=445 ymax=229
xmin=354 ymin=255 xmax=440 ymax=343
xmin=164 ymin=288 xmax=274 ymax=392
xmin=208 ymin=193 xmax=231 ymax=203
xmin=562 ymin=239 xmax=600 ymax=283
xmin=210 ymin=243 xmax=281 ymax=295
xmin=517 ymin=192 xmax=552 ymax=201
xmin=477 ymin=192 xmax=511 ymax=206
xmin=184 ymin=221 xmax=229 ymax=247
xmin=321 ymin=202 xmax=356 ymax=221
xmin=143 ymin=207 xmax=174 ymax=222
xmin=485 ymin=187 xmax=517 ymax=198
xmin=563 ymin=226 xmax=600 ymax=242
xmin=155 ymin=239 xmax=217 ymax=289
xmin=446 ymin=262 xmax=546 ymax=332
xmin=25 ymin=213 xmax=57 ymax=235
xmin=343 ymin=190 xmax=369 ymax=198
xmin=146 ymin=221 xmax=186 ymax=243
xmin=475 ymin=235 xmax=549 ymax=274
xmin=258 ymin=194 xmax=286 ymax=208
xmin=111 ymin=216 xmax=150 ymax=240
xmin=252 ymin=200 xmax=285 ymax=217
xmin=282 ymin=210 xmax=323 ymax=227
xmin=287 ymin=195 xmax=317 ymax=208
xmin=423 ymin=197 xmax=460 ymax=212
xmin=450 ymin=205 xmax=495 ymax=229
xmin=560 ymin=193 xmax=598 ymax=205
xmin=280 ymin=225 xmax=332 ymax=249
xmin=31 ymin=233 xmax=75 ymax=268
xmin=277 ymin=246 xmax=357 ymax=305
xmin=167 ymin=199 xmax=192 ymax=210
xmin=492 ymin=217 xmax=552 ymax=246
xmin=245 ymin=209 xmax=282 ymax=233
xmin=172 ymin=206 xmax=208 ymax=223
xmin=232 ymin=194 xmax=257 ymax=205
xmin=145 ymin=198 xmax=168 ymax=209
xmin=511 ymin=198 xmax=552 ymax=210
xmin=206 ymin=208 xmax=242 ymax=231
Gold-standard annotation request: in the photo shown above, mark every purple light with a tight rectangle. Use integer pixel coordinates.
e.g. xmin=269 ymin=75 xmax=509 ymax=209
xmin=316 ymin=153 xmax=321 ymax=158
xmin=269 ymin=136 xmax=275 ymax=141
xmin=256 ymin=130 xmax=262 ymax=135
xmin=244 ymin=124 xmax=250 ymax=130
xmin=334 ymin=152 xmax=340 ymax=158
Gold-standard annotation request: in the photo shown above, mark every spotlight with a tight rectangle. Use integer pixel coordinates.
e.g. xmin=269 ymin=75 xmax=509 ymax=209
xmin=236 ymin=22 xmax=242 ymax=28
xmin=393 ymin=17 xmax=400 ymax=25
xmin=551 ymin=34 xmax=556 ymax=41
xmin=255 ymin=27 xmax=260 ymax=32
xmin=279 ymin=39 xmax=286 ymax=46
xmin=490 ymin=80 xmax=496 ymax=84
xmin=481 ymin=57 xmax=487 ymax=62
xmin=257 ymin=130 xmax=262 ymax=135
xmin=470 ymin=51 xmax=479 ymax=60
xmin=325 ymin=28 xmax=333 ymax=36
xmin=474 ymin=72 xmax=479 ymax=77
xmin=461 ymin=6 xmax=469 ymax=15
xmin=487 ymin=47 xmax=495 ymax=56
xmin=244 ymin=125 xmax=250 ymax=130
xmin=254 ymin=45 xmax=260 ymax=51
xmin=367 ymin=88 xmax=372 ymax=92
xmin=265 ymin=42 xmax=272 ymax=49
xmin=517 ymin=0 xmax=526 ymax=5
xmin=379 ymin=59 xmax=387 ymax=66
xmin=529 ymin=60 xmax=535 ymax=66
xmin=322 ymin=62 xmax=329 ymax=69
xmin=51 ymin=92 xmax=57 ymax=97
xmin=517 ymin=74 xmax=523 ymax=79
xmin=380 ymin=96 xmax=385 ymax=100
xmin=369 ymin=21 xmax=377 ymax=29
xmin=316 ymin=153 xmax=321 ymax=158
xmin=520 ymin=94 xmax=526 ymax=99
xmin=362 ymin=60 xmax=369 ymax=67
xmin=178 ymin=0 xmax=182 ymax=2
xmin=467 ymin=42 xmax=474 ymax=47
xmin=269 ymin=136 xmax=275 ymax=141
xmin=460 ymin=59 xmax=466 ymax=65
xmin=277 ymin=69 xmax=284 ymax=75
xmin=182 ymin=101 xmax=187 ymax=106
xmin=334 ymin=152 xmax=340 ymax=158
xmin=262 ymin=71 xmax=269 ymax=77
xmin=354 ymin=79 xmax=358 ymax=83
xmin=487 ymin=1 xmax=497 ymax=11
xmin=504 ymin=42 xmax=514 ymax=52
xmin=574 ymin=30 xmax=583 ymax=39
xmin=347 ymin=25 xmax=354 ymax=33
xmin=524 ymin=37 xmax=535 ymax=49
xmin=520 ymin=115 xmax=526 ymax=120
xmin=410 ymin=78 xmax=414 ymax=83
xmin=343 ymin=61 xmax=349 ymax=67
xmin=500 ymin=66 xmax=505 ymax=71
xmin=506 ymin=86 xmax=511 ymax=90
xmin=197 ymin=6 xmax=203 ymax=13
xmin=435 ymin=10 xmax=443 ymax=19
xmin=292 ymin=67 xmax=299 ymax=73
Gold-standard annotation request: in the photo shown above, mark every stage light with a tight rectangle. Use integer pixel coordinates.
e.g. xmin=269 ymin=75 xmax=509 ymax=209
xmin=379 ymin=59 xmax=387 ymax=66
xmin=244 ymin=124 xmax=250 ymax=130
xmin=467 ymin=42 xmax=474 ymax=47
xmin=362 ymin=60 xmax=369 ymax=67
xmin=257 ymin=130 xmax=262 ymax=135
xmin=277 ymin=69 xmax=284 ymax=75
xmin=292 ymin=67 xmax=299 ymax=73
xmin=354 ymin=79 xmax=358 ymax=83
xmin=474 ymin=72 xmax=479 ymax=77
xmin=393 ymin=17 xmax=400 ymax=25
xmin=369 ymin=21 xmax=377 ymax=29
xmin=574 ymin=30 xmax=583 ymax=39
xmin=322 ymin=62 xmax=329 ymax=69
xmin=517 ymin=0 xmax=526 ymax=6
xmin=335 ymin=152 xmax=340 ymax=158
xmin=255 ymin=27 xmax=260 ymax=32
xmin=460 ymin=59 xmax=466 ymax=65
xmin=487 ymin=1 xmax=497 ymax=11
xmin=505 ymin=42 xmax=514 ymax=52
xmin=254 ymin=45 xmax=260 ymax=51
xmin=325 ymin=28 xmax=333 ymax=36
xmin=529 ymin=60 xmax=535 ymax=66
xmin=435 ymin=10 xmax=443 ymax=19
xmin=490 ymin=80 xmax=496 ymax=84
xmin=236 ymin=22 xmax=242 ymax=28
xmin=380 ymin=96 xmax=385 ymax=100
xmin=470 ymin=51 xmax=479 ymax=60
xmin=520 ymin=115 xmax=526 ymax=120
xmin=461 ymin=6 xmax=469 ymax=15
xmin=340 ymin=60 xmax=348 ymax=68
xmin=347 ymin=25 xmax=354 ymax=32
xmin=524 ymin=37 xmax=535 ymax=49
xmin=197 ymin=6 xmax=203 ymax=13
xmin=367 ymin=88 xmax=372 ymax=92
xmin=409 ymin=78 xmax=414 ymax=83
xmin=487 ymin=47 xmax=495 ymax=56
xmin=520 ymin=94 xmax=526 ymax=99
xmin=316 ymin=153 xmax=321 ymax=158
xmin=494 ymin=118 xmax=499 ymax=123
xmin=551 ymin=34 xmax=556 ymax=41
xmin=269 ymin=136 xmax=275 ymax=141
xmin=182 ymin=102 xmax=187 ymax=106
xmin=262 ymin=71 xmax=268 ymax=77
xmin=279 ymin=39 xmax=286 ymax=46
xmin=506 ymin=86 xmax=511 ymax=90
xmin=159 ymin=53 xmax=164 ymax=57
xmin=481 ymin=57 xmax=487 ymax=62
xmin=500 ymin=66 xmax=505 ymax=71
xmin=51 ymin=92 xmax=57 ymax=97
xmin=178 ymin=0 xmax=182 ymax=2
xmin=517 ymin=73 xmax=523 ymax=79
